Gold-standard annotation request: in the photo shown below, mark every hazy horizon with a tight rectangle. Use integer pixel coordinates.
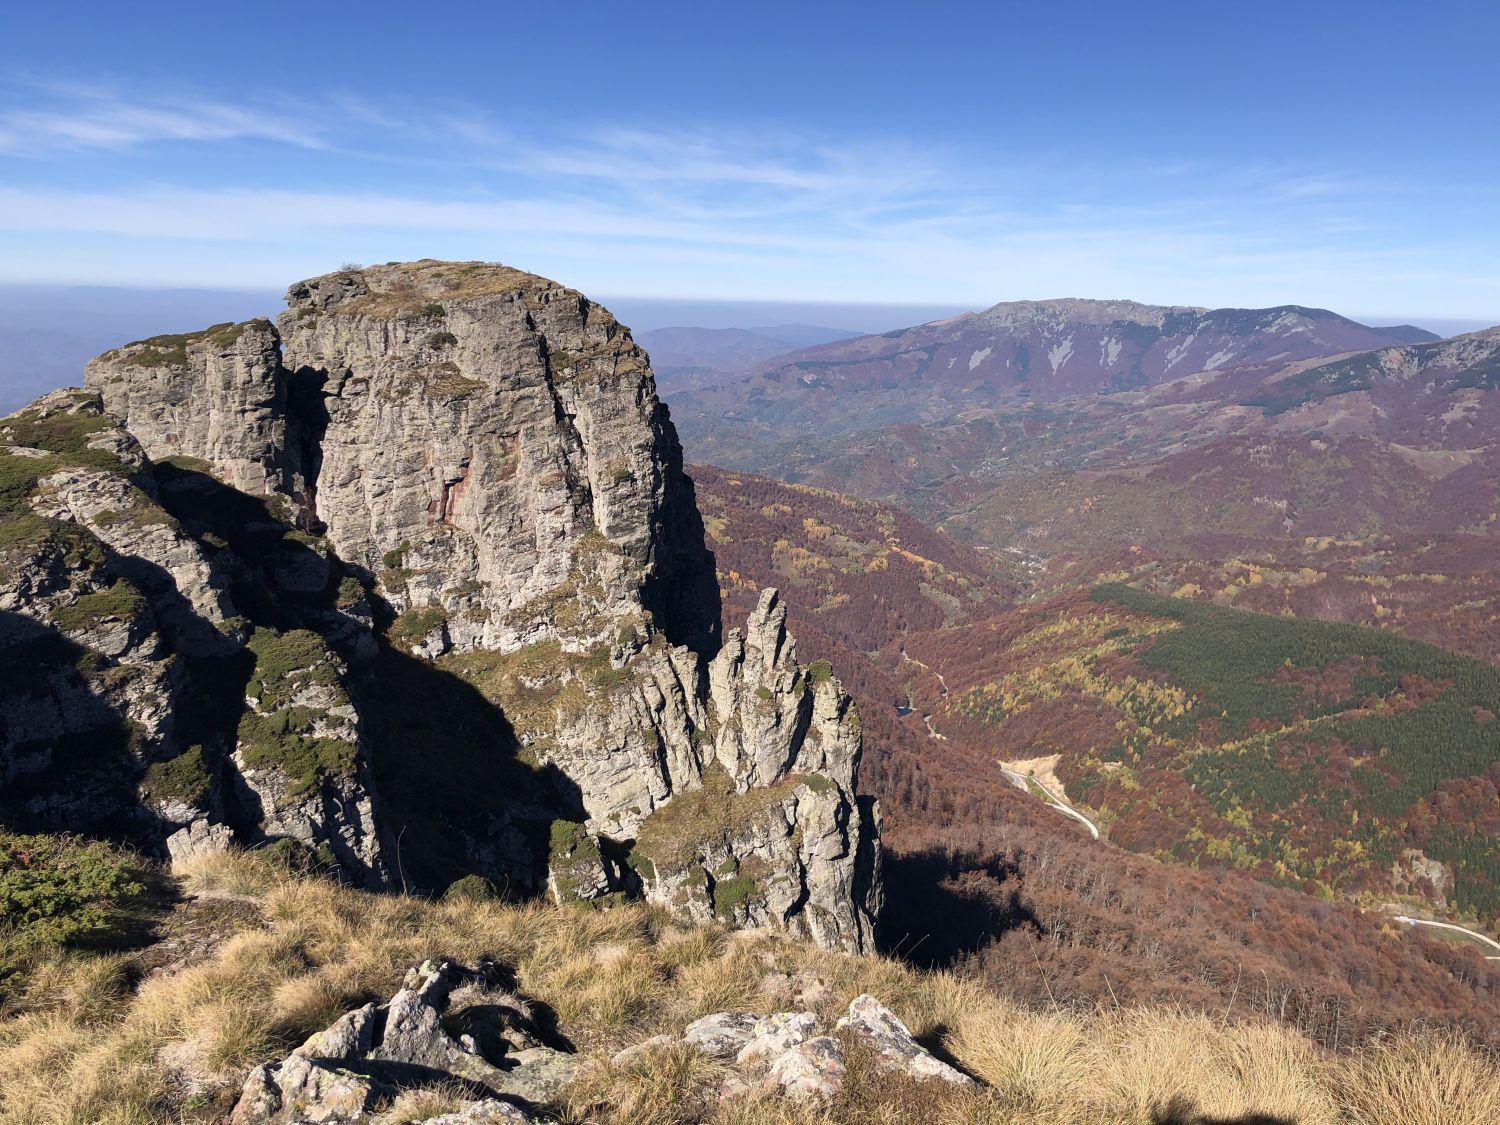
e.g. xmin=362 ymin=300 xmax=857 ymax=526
xmin=3 ymin=276 xmax=1492 ymax=417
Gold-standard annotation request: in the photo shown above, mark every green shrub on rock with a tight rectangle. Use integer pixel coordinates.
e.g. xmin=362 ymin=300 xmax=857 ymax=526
xmin=245 ymin=628 xmax=338 ymax=708
xmin=141 ymin=744 xmax=215 ymax=806
xmin=47 ymin=579 xmax=147 ymax=634
xmin=389 ymin=606 xmax=448 ymax=648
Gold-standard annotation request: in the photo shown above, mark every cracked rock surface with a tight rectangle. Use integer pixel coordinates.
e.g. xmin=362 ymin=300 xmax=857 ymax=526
xmin=634 ymin=994 xmax=972 ymax=1103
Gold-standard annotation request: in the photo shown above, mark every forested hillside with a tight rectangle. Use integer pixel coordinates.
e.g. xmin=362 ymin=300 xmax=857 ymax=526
xmin=890 ymin=587 xmax=1500 ymax=924
xmin=675 ymin=323 xmax=1500 ymax=672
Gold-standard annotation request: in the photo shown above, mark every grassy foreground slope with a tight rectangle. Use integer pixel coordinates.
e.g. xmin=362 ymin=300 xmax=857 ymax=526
xmin=2 ymin=846 xmax=1497 ymax=1125
xmin=897 ymin=586 xmax=1500 ymax=924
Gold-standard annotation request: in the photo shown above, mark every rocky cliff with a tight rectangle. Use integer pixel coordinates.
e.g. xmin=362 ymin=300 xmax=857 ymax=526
xmin=1 ymin=260 xmax=879 ymax=952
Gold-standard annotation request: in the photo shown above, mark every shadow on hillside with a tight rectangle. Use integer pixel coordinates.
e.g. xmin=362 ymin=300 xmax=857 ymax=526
xmin=151 ymin=460 xmax=345 ymax=627
xmin=0 ymin=609 xmax=161 ymax=840
xmin=1150 ymin=1096 xmax=1295 ymax=1125
xmin=351 ymin=643 xmax=587 ymax=899
xmin=5 ymin=457 xmax=590 ymax=900
xmin=0 ymin=609 xmax=182 ymax=952
xmin=876 ymin=847 xmax=1039 ymax=969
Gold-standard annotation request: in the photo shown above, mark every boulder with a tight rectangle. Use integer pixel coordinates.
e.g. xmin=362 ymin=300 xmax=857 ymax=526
xmin=835 ymin=994 xmax=972 ymax=1085
xmin=736 ymin=1011 xmax=821 ymax=1065
xmin=228 ymin=961 xmax=569 ymax=1124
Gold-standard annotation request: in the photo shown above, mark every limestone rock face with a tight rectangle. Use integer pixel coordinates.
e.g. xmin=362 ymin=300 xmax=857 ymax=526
xmin=631 ymin=589 xmax=881 ymax=953
xmin=231 ymin=632 xmax=390 ymax=888
xmin=3 ymin=259 xmax=882 ymax=951
xmin=87 ymin=319 xmax=289 ymax=497
xmin=0 ymin=391 xmax=390 ymax=880
xmin=274 ymin=261 xmax=719 ymax=657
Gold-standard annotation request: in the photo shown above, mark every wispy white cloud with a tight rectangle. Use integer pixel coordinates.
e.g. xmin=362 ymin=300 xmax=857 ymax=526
xmin=7 ymin=178 xmax=1489 ymax=311
xmin=0 ymin=80 xmax=325 ymax=153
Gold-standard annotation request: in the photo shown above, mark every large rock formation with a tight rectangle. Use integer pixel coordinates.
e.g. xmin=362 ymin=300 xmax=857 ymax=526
xmin=1 ymin=260 xmax=879 ymax=952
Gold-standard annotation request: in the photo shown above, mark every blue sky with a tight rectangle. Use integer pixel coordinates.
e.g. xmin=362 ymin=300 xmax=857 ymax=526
xmin=3 ymin=0 xmax=1498 ymax=320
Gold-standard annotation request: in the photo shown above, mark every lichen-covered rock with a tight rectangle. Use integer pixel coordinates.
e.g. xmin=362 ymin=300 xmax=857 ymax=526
xmin=736 ymin=1011 xmax=821 ymax=1065
xmin=768 ymin=1035 xmax=846 ymax=1101
xmin=835 ymin=994 xmax=973 ymax=1085
xmin=230 ymin=1056 xmax=387 ymax=1125
xmin=627 ymin=995 xmax=963 ymax=1108
xmin=683 ymin=1011 xmax=759 ymax=1060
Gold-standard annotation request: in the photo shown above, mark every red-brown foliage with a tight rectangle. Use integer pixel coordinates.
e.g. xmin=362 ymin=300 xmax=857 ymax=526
xmin=691 ymin=474 xmax=1500 ymax=1047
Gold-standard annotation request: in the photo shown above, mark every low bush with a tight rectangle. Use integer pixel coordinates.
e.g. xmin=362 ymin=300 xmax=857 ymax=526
xmin=0 ymin=833 xmax=160 ymax=960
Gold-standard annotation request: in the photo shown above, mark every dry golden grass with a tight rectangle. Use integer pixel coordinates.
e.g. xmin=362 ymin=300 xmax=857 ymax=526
xmin=0 ymin=848 xmax=1494 ymax=1125
xmin=370 ymin=1083 xmax=474 ymax=1124
xmin=1340 ymin=1028 xmax=1500 ymax=1125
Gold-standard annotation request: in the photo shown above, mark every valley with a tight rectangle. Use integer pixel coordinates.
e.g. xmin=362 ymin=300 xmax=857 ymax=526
xmin=668 ymin=298 xmax=1500 ymax=1042
xmin=686 ymin=464 xmax=1500 ymax=1046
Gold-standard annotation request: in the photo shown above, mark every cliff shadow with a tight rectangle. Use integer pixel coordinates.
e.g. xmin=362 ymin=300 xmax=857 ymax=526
xmin=0 ymin=609 xmax=146 ymax=838
xmin=283 ymin=365 xmax=331 ymax=534
xmin=0 ymin=610 xmax=180 ymax=943
xmin=149 ymin=460 xmax=346 ymax=629
xmin=650 ymin=443 xmax=723 ymax=659
xmin=351 ymin=642 xmax=587 ymax=899
xmin=876 ymin=846 xmax=1039 ymax=970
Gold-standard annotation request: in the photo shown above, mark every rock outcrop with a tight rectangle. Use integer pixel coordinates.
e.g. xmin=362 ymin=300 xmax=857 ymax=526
xmin=226 ymin=965 xmax=967 ymax=1121
xmin=90 ymin=319 xmax=290 ymax=497
xmin=4 ymin=259 xmax=879 ymax=951
xmin=628 ymin=995 xmax=971 ymax=1103
xmin=231 ymin=960 xmax=563 ymax=1124
xmin=0 ymin=389 xmax=392 ymax=886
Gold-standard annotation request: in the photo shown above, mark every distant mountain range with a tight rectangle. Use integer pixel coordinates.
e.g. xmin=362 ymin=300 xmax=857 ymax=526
xmin=670 ymin=299 xmax=1441 ymax=465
